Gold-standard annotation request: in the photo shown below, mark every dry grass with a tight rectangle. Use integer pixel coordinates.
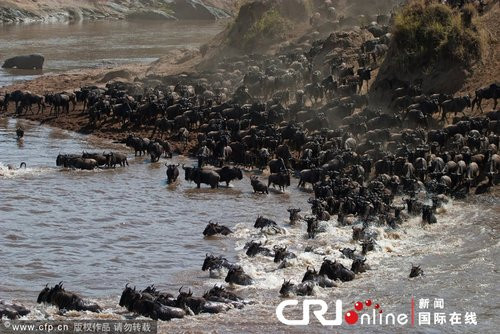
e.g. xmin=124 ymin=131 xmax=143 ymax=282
xmin=391 ymin=0 xmax=484 ymax=71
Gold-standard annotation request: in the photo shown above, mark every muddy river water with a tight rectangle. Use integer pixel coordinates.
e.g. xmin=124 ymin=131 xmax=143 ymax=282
xmin=0 ymin=20 xmax=223 ymax=87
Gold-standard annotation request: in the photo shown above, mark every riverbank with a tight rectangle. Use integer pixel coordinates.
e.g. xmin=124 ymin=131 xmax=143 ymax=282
xmin=0 ymin=0 xmax=237 ymax=24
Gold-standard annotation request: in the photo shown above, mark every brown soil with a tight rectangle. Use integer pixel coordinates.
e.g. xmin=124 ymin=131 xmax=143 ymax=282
xmin=371 ymin=1 xmax=499 ymax=114
xmin=458 ymin=1 xmax=500 ymax=111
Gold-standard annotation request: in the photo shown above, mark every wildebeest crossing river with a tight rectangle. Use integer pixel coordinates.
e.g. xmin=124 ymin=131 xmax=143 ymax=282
xmin=0 ymin=117 xmax=498 ymax=333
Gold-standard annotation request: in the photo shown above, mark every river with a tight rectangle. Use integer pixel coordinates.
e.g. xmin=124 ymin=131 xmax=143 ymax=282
xmin=0 ymin=20 xmax=223 ymax=87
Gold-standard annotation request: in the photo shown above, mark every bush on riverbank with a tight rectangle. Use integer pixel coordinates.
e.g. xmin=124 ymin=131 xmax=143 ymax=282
xmin=240 ymin=9 xmax=291 ymax=50
xmin=223 ymin=0 xmax=311 ymax=52
xmin=391 ymin=0 xmax=483 ymax=70
xmin=371 ymin=0 xmax=486 ymax=96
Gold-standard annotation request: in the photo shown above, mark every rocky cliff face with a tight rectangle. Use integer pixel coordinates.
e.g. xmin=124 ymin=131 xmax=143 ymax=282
xmin=0 ymin=0 xmax=237 ymax=24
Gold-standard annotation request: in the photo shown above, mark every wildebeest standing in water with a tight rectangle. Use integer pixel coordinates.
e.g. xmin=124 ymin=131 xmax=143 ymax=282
xmin=184 ymin=166 xmax=220 ymax=189
xmin=216 ymin=166 xmax=243 ymax=186
xmin=250 ymin=176 xmax=268 ymax=194
xmin=16 ymin=127 xmax=24 ymax=139
xmin=268 ymin=171 xmax=291 ymax=192
xmin=166 ymin=163 xmax=180 ymax=184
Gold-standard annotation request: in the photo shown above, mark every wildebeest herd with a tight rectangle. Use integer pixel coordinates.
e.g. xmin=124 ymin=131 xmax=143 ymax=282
xmin=1 ymin=7 xmax=499 ymax=322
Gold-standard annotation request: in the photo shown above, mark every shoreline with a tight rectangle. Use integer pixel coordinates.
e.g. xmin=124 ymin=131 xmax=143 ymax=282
xmin=0 ymin=0 xmax=235 ymax=25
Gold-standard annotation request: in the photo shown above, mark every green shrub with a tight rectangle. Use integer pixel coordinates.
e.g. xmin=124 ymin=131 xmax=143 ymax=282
xmin=392 ymin=0 xmax=482 ymax=70
xmin=241 ymin=9 xmax=291 ymax=50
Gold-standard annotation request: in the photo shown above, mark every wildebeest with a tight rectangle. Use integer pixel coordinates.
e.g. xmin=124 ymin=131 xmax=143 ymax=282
xmin=82 ymin=152 xmax=107 ymax=167
xmin=268 ymin=158 xmax=287 ymax=174
xmin=37 ymin=282 xmax=101 ymax=312
xmin=279 ymin=279 xmax=315 ymax=297
xmin=216 ymin=166 xmax=243 ymax=186
xmin=268 ymin=171 xmax=291 ymax=191
xmin=56 ymin=154 xmax=97 ymax=170
xmin=441 ymin=96 xmax=471 ymax=121
xmin=166 ymin=163 xmax=180 ymax=184
xmin=184 ymin=166 xmax=220 ymax=189
xmin=250 ymin=176 xmax=268 ymax=194
xmin=203 ymin=285 xmax=246 ymax=307
xmin=298 ymin=168 xmax=322 ymax=188
xmin=422 ymin=205 xmax=437 ymax=224
xmin=125 ymin=135 xmax=149 ymax=156
xmin=409 ymin=264 xmax=424 ymax=278
xmin=202 ymin=254 xmax=235 ymax=278
xmin=0 ymin=300 xmax=30 ymax=319
xmin=16 ymin=127 xmax=24 ymax=139
xmin=351 ymin=258 xmax=371 ymax=274
xmin=301 ymin=266 xmax=337 ymax=288
xmin=319 ymin=259 xmax=355 ymax=281
xmin=273 ymin=245 xmax=296 ymax=263
xmin=254 ymin=216 xmax=278 ymax=229
xmin=472 ymin=83 xmax=499 ymax=112
xmin=339 ymin=247 xmax=357 ymax=260
xmin=246 ymin=240 xmax=273 ymax=257
xmin=104 ymin=152 xmax=129 ymax=167
xmin=225 ymin=266 xmax=253 ymax=285
xmin=287 ymin=208 xmax=302 ymax=224
xmin=7 ymin=162 xmax=27 ymax=170
xmin=148 ymin=141 xmax=164 ymax=163
xmin=119 ymin=284 xmax=185 ymax=320
xmin=203 ymin=222 xmax=232 ymax=236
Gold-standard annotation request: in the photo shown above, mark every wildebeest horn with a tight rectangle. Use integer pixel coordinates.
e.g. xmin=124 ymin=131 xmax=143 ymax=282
xmin=133 ymin=286 xmax=136 ymax=291
xmin=125 ymin=283 xmax=129 ymax=288
xmin=179 ymin=286 xmax=183 ymax=293
xmin=45 ymin=283 xmax=48 ymax=288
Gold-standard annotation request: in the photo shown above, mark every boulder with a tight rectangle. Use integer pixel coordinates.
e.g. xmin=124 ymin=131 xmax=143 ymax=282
xmin=2 ymin=54 xmax=44 ymax=70
xmin=169 ymin=0 xmax=230 ymax=20
xmin=126 ymin=10 xmax=176 ymax=21
xmin=100 ymin=69 xmax=133 ymax=83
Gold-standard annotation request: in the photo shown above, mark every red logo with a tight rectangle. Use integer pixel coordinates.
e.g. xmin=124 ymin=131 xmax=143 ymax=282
xmin=345 ymin=299 xmax=383 ymax=325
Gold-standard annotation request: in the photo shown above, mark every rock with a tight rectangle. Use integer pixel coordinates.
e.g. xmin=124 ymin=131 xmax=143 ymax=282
xmin=100 ymin=69 xmax=133 ymax=83
xmin=2 ymin=54 xmax=45 ymax=70
xmin=169 ymin=0 xmax=230 ymax=20
xmin=126 ymin=10 xmax=176 ymax=21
